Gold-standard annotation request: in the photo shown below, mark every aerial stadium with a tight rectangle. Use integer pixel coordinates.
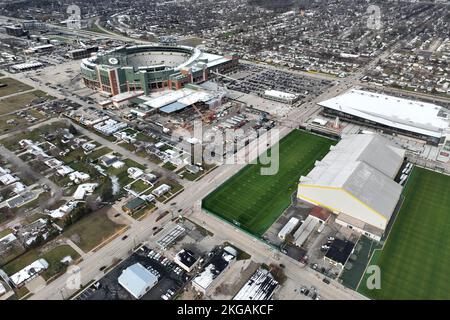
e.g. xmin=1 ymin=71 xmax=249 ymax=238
xmin=80 ymin=44 xmax=238 ymax=96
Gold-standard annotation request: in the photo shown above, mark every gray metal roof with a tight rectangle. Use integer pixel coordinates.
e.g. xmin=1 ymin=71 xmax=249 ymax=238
xmin=299 ymin=134 xmax=404 ymax=220
xmin=159 ymin=101 xmax=188 ymax=114
xmin=118 ymin=263 xmax=158 ymax=299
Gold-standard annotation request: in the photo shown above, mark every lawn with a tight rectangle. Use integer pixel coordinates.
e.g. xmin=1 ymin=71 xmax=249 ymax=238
xmin=0 ymin=90 xmax=54 ymax=115
xmin=2 ymin=245 xmax=80 ymax=280
xmin=87 ymin=147 xmax=113 ymax=160
xmin=63 ymin=208 xmax=125 ymax=252
xmin=202 ymin=130 xmax=336 ymax=237
xmin=129 ymin=179 xmax=151 ymax=194
xmin=0 ymin=78 xmax=33 ymax=97
xmin=358 ymin=167 xmax=450 ymax=299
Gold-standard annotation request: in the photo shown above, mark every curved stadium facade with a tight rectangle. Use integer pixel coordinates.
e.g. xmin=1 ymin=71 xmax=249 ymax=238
xmin=80 ymin=45 xmax=238 ymax=96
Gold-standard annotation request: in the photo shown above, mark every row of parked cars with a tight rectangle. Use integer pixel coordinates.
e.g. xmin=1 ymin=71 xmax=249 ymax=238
xmin=146 ymin=248 xmax=189 ymax=282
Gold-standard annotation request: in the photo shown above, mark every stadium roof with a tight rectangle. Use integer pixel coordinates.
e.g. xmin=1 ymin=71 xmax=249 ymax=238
xmin=298 ymin=134 xmax=404 ymax=231
xmin=318 ymin=89 xmax=449 ymax=138
xmin=118 ymin=263 xmax=158 ymax=299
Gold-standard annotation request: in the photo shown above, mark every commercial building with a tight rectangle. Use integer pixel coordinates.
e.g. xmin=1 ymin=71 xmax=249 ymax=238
xmin=11 ymin=61 xmax=43 ymax=72
xmin=318 ymin=89 xmax=449 ymax=145
xmin=118 ymin=263 xmax=158 ymax=299
xmin=263 ymin=89 xmax=299 ymax=104
xmin=80 ymin=44 xmax=238 ymax=96
xmin=324 ymin=239 xmax=355 ymax=268
xmin=122 ymin=197 xmax=147 ymax=215
xmin=298 ymin=134 xmax=405 ymax=241
xmin=4 ymin=25 xmax=27 ymax=37
xmin=174 ymin=249 xmax=199 ymax=272
xmin=68 ymin=46 xmax=99 ymax=60
xmin=233 ymin=267 xmax=278 ymax=300
xmin=192 ymin=246 xmax=236 ymax=294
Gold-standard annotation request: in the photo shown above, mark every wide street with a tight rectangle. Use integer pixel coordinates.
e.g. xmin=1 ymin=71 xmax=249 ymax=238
xmin=2 ymin=15 xmax=407 ymax=301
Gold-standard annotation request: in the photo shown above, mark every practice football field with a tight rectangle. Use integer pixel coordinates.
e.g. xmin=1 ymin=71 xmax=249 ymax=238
xmin=358 ymin=167 xmax=450 ymax=299
xmin=202 ymin=130 xmax=336 ymax=237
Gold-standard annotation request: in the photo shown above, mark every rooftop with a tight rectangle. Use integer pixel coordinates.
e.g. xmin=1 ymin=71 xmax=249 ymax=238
xmin=233 ymin=268 xmax=278 ymax=300
xmin=318 ymin=89 xmax=449 ymax=138
xmin=118 ymin=263 xmax=158 ymax=299
xmin=325 ymin=239 xmax=355 ymax=265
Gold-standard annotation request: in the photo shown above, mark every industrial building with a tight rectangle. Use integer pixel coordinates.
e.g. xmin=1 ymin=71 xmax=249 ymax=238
xmin=118 ymin=263 xmax=158 ymax=299
xmin=298 ymin=134 xmax=405 ymax=241
xmin=278 ymin=217 xmax=300 ymax=241
xmin=293 ymin=215 xmax=321 ymax=247
xmin=233 ymin=267 xmax=278 ymax=300
xmin=80 ymin=44 xmax=238 ymax=96
xmin=318 ymin=89 xmax=449 ymax=145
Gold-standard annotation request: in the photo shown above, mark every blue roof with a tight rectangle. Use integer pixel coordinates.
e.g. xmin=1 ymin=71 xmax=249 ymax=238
xmin=159 ymin=101 xmax=188 ymax=114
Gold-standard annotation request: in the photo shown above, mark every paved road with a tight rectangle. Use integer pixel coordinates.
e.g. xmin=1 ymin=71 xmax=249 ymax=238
xmin=26 ymin=49 xmax=381 ymax=301
xmin=69 ymin=120 xmax=183 ymax=183
xmin=12 ymin=16 xmax=405 ymax=301
xmin=29 ymin=128 xmax=367 ymax=300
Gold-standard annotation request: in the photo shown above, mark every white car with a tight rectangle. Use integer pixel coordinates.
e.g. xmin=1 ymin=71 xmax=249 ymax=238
xmin=161 ymin=294 xmax=169 ymax=300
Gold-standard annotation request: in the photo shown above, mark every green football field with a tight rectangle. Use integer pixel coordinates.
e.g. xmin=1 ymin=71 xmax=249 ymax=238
xmin=202 ymin=130 xmax=336 ymax=237
xmin=358 ymin=167 xmax=450 ymax=299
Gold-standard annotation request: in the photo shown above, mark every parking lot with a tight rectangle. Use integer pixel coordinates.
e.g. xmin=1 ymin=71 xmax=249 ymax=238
xmin=75 ymin=245 xmax=190 ymax=300
xmin=224 ymin=63 xmax=332 ymax=102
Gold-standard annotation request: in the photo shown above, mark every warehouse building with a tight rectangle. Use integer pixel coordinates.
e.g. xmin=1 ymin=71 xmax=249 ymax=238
xmin=298 ymin=134 xmax=405 ymax=241
xmin=233 ymin=267 xmax=278 ymax=300
xmin=278 ymin=217 xmax=300 ymax=241
xmin=118 ymin=263 xmax=158 ymax=299
xmin=318 ymin=89 xmax=449 ymax=145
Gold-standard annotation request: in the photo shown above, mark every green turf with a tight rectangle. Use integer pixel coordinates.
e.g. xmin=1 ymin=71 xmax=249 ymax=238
xmin=202 ymin=130 xmax=336 ymax=237
xmin=358 ymin=167 xmax=450 ymax=299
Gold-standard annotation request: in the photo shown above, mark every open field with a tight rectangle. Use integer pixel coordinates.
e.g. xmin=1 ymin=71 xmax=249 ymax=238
xmin=0 ymin=78 xmax=33 ymax=97
xmin=358 ymin=167 xmax=450 ymax=299
xmin=202 ymin=130 xmax=336 ymax=237
xmin=63 ymin=207 xmax=125 ymax=252
xmin=0 ymin=90 xmax=55 ymax=115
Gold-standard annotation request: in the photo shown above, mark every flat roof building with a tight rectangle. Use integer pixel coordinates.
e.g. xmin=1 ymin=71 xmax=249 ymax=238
xmin=278 ymin=217 xmax=300 ymax=241
xmin=264 ymin=89 xmax=299 ymax=105
xmin=233 ymin=267 xmax=278 ymax=300
xmin=192 ymin=247 xmax=236 ymax=294
xmin=174 ymin=249 xmax=199 ymax=272
xmin=298 ymin=134 xmax=405 ymax=240
xmin=318 ymin=89 xmax=449 ymax=145
xmin=324 ymin=239 xmax=355 ymax=268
